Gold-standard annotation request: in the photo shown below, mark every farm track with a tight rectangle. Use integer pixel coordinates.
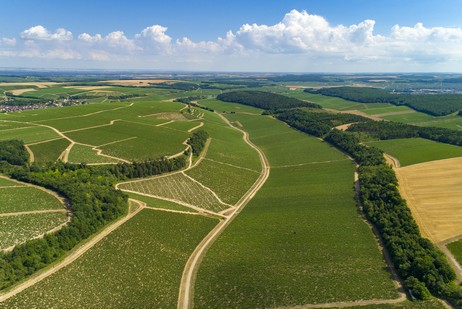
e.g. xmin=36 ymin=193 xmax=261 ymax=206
xmin=0 ymin=199 xmax=144 ymax=303
xmin=24 ymin=145 xmax=34 ymax=163
xmin=384 ymin=153 xmax=401 ymax=168
xmin=0 ymin=209 xmax=67 ymax=217
xmin=177 ymin=113 xmax=271 ymax=309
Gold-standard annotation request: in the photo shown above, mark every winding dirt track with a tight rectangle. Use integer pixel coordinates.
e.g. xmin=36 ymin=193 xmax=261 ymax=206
xmin=0 ymin=200 xmax=144 ymax=302
xmin=177 ymin=113 xmax=271 ymax=309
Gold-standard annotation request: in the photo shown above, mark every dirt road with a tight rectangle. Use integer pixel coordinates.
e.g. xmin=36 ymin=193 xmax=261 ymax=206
xmin=177 ymin=113 xmax=270 ymax=309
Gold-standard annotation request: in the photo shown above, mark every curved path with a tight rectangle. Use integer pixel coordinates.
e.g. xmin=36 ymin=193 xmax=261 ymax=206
xmin=177 ymin=113 xmax=271 ymax=309
xmin=0 ymin=199 xmax=144 ymax=302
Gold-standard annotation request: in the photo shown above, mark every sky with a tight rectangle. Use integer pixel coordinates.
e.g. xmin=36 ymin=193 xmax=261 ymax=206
xmin=1 ymin=0 xmax=462 ymax=72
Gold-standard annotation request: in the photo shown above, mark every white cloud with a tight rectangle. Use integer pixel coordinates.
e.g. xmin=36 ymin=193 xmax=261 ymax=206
xmin=3 ymin=11 xmax=462 ymax=71
xmin=20 ymin=25 xmax=72 ymax=41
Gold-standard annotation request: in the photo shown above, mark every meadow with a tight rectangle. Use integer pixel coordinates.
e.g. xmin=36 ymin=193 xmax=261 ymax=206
xmin=195 ymin=112 xmax=398 ymax=307
xmin=1 ymin=210 xmax=217 ymax=308
xmin=366 ymin=138 xmax=462 ymax=166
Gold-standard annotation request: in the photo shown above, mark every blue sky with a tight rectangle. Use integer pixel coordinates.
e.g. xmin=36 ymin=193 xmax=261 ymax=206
xmin=1 ymin=0 xmax=462 ymax=72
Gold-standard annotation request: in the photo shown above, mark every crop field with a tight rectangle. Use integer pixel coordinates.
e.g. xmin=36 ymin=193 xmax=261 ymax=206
xmin=162 ymin=120 xmax=202 ymax=132
xmin=0 ymin=212 xmax=68 ymax=249
xmin=27 ymin=138 xmax=70 ymax=163
xmin=2 ymin=210 xmax=217 ymax=308
xmin=126 ymin=192 xmax=196 ymax=212
xmin=359 ymin=105 xmax=414 ymax=115
xmin=0 ymin=186 xmax=63 ymax=213
xmin=0 ymin=124 xmax=59 ymax=144
xmin=226 ymin=113 xmax=347 ymax=166
xmin=186 ymin=159 xmax=259 ymax=204
xmin=395 ymin=157 xmax=462 ymax=243
xmin=0 ymin=178 xmax=19 ymax=187
xmin=67 ymin=144 xmax=120 ymax=164
xmin=447 ymin=240 xmax=462 ymax=269
xmin=366 ymin=138 xmax=462 ymax=167
xmin=119 ymin=173 xmax=230 ymax=212
xmin=195 ymin=113 xmax=397 ymax=307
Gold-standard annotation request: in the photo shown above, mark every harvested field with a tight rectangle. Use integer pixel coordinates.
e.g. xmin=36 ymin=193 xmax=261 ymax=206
xmin=395 ymin=157 xmax=462 ymax=243
xmin=104 ymin=79 xmax=178 ymax=87
xmin=8 ymin=88 xmax=36 ymax=95
xmin=0 ymin=82 xmax=57 ymax=88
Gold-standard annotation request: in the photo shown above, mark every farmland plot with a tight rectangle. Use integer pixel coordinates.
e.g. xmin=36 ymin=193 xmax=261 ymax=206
xmin=395 ymin=157 xmax=462 ymax=243
xmin=0 ymin=124 xmax=59 ymax=144
xmin=126 ymin=192 xmax=196 ymax=213
xmin=68 ymin=144 xmax=120 ymax=164
xmin=0 ymin=212 xmax=68 ymax=249
xmin=119 ymin=173 xmax=230 ymax=212
xmin=2 ymin=210 xmax=217 ymax=308
xmin=28 ymin=138 xmax=70 ymax=163
xmin=0 ymin=186 xmax=63 ymax=213
xmin=366 ymin=138 xmax=462 ymax=167
xmin=186 ymin=159 xmax=259 ymax=205
xmin=195 ymin=113 xmax=398 ymax=307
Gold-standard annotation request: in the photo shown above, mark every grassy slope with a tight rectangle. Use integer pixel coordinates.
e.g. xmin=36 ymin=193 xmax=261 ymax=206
xmin=2 ymin=210 xmax=217 ymax=308
xmin=195 ymin=113 xmax=397 ymax=307
xmin=366 ymin=138 xmax=462 ymax=166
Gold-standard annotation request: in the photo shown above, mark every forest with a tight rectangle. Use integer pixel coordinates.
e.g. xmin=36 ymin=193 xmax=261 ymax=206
xmin=217 ymin=90 xmax=321 ymax=110
xmin=305 ymin=87 xmax=462 ymax=116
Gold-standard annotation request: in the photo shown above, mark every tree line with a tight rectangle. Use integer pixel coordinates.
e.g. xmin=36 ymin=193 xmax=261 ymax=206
xmin=305 ymin=86 xmax=462 ymax=116
xmin=276 ymin=108 xmax=370 ymax=137
xmin=217 ymin=90 xmax=322 ymax=111
xmin=187 ymin=130 xmax=209 ymax=156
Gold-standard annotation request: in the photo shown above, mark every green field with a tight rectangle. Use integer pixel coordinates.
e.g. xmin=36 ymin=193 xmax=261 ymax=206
xmin=0 ymin=186 xmax=64 ymax=213
xmin=126 ymin=192 xmax=197 ymax=212
xmin=0 ymin=124 xmax=59 ymax=144
xmin=119 ymin=173 xmax=230 ymax=212
xmin=366 ymin=138 xmax=462 ymax=166
xmin=2 ymin=210 xmax=217 ymax=308
xmin=0 ymin=178 xmax=19 ymax=187
xmin=68 ymin=144 xmax=120 ymax=164
xmin=186 ymin=158 xmax=259 ymax=205
xmin=195 ymin=113 xmax=398 ymax=307
xmin=447 ymin=241 xmax=462 ymax=271
xmin=27 ymin=138 xmax=70 ymax=163
xmin=0 ymin=212 xmax=67 ymax=249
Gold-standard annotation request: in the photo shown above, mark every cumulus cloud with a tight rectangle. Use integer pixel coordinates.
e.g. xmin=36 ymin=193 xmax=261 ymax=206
xmin=20 ymin=25 xmax=72 ymax=41
xmin=3 ymin=11 xmax=462 ymax=71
